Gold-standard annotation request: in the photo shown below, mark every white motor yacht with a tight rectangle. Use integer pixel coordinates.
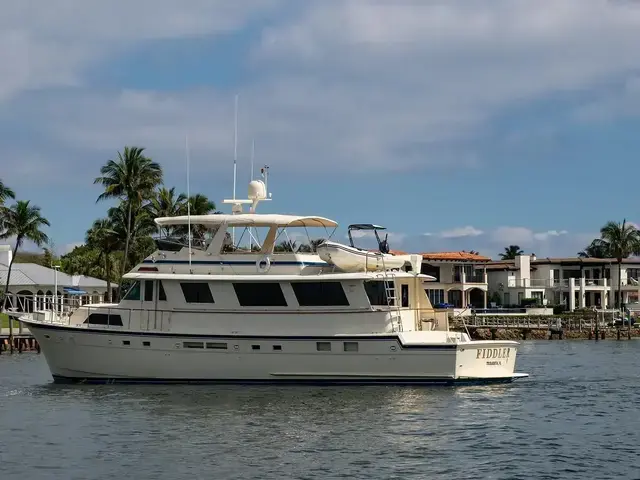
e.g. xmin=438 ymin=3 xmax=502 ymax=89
xmin=17 ymin=172 xmax=528 ymax=385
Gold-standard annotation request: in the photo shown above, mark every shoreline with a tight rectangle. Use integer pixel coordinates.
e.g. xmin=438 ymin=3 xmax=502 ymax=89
xmin=455 ymin=327 xmax=640 ymax=341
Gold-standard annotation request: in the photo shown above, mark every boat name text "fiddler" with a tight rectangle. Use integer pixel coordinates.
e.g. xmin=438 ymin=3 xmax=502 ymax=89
xmin=476 ymin=348 xmax=511 ymax=360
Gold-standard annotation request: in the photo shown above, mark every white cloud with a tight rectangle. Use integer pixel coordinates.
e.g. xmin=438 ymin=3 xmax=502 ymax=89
xmin=439 ymin=226 xmax=483 ymax=239
xmin=0 ymin=0 xmax=282 ymax=101
xmin=4 ymin=0 xmax=640 ymax=180
xmin=391 ymin=225 xmax=600 ymax=259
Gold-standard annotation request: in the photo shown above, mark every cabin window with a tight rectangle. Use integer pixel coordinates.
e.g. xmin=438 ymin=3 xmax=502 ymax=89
xmin=183 ymin=341 xmax=204 ymax=349
xmin=343 ymin=341 xmax=359 ymax=352
xmin=233 ymin=282 xmax=287 ymax=307
xmin=206 ymin=342 xmax=227 ymax=350
xmin=273 ymin=345 xmax=282 ymax=351
xmin=291 ymin=281 xmax=349 ymax=306
xmin=158 ymin=281 xmax=167 ymax=301
xmin=180 ymin=282 xmax=215 ymax=303
xmin=316 ymin=342 xmax=331 ymax=351
xmin=83 ymin=313 xmax=123 ymax=326
xmin=251 ymin=345 xmax=261 ymax=350
xmin=144 ymin=280 xmax=154 ymax=302
xmin=143 ymin=341 xmax=151 ymax=347
xmin=401 ymin=284 xmax=409 ymax=308
xmin=122 ymin=281 xmax=141 ymax=301
xmin=364 ymin=281 xmax=393 ymax=306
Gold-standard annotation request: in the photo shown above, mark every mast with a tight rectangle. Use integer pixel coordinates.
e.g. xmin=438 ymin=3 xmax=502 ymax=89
xmin=186 ymin=134 xmax=192 ymax=267
xmin=232 ymin=93 xmax=239 ymax=245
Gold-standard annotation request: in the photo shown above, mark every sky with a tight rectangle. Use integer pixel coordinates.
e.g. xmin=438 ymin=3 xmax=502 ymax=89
xmin=1 ymin=0 xmax=640 ymax=259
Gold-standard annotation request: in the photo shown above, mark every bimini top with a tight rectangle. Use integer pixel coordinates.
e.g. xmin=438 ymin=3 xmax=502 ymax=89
xmin=154 ymin=214 xmax=338 ymax=228
xmin=348 ymin=224 xmax=386 ymax=231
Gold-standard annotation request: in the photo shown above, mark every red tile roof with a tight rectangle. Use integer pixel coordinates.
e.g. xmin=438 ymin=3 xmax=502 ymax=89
xmin=421 ymin=251 xmax=491 ymax=262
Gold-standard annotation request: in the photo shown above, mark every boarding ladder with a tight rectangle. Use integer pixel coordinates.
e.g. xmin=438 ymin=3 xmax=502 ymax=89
xmin=380 ymin=254 xmax=403 ymax=333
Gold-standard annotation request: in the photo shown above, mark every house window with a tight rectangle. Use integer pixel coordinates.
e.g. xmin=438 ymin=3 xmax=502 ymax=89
xmin=517 ymin=292 xmax=524 ymax=305
xmin=233 ymin=282 xmax=287 ymax=307
xmin=420 ymin=263 xmax=440 ymax=282
xmin=504 ymin=292 xmax=510 ymax=305
xmin=144 ymin=280 xmax=154 ymax=302
xmin=158 ymin=281 xmax=167 ymax=301
xmin=83 ymin=313 xmax=123 ymax=326
xmin=291 ymin=281 xmax=349 ymax=306
xmin=122 ymin=281 xmax=141 ymax=301
xmin=426 ymin=289 xmax=445 ymax=306
xmin=364 ymin=281 xmax=393 ymax=306
xmin=180 ymin=283 xmax=214 ymax=303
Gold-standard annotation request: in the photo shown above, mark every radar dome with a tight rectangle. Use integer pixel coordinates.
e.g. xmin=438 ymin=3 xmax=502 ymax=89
xmin=248 ymin=180 xmax=267 ymax=200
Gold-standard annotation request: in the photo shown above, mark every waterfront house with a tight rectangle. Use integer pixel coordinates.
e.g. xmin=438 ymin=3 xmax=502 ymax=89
xmin=418 ymin=251 xmax=490 ymax=314
xmin=0 ymin=244 xmax=115 ymax=312
xmin=486 ymin=254 xmax=640 ymax=311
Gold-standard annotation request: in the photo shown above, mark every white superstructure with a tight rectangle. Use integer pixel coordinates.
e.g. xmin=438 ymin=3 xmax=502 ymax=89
xmin=17 ymin=174 xmax=528 ymax=385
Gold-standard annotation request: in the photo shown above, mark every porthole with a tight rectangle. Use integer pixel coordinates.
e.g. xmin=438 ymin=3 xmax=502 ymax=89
xmin=390 ymin=345 xmax=397 ymax=352
xmin=234 ymin=345 xmax=239 ymax=350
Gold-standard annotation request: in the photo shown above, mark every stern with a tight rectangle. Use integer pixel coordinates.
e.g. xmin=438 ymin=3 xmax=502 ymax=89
xmin=455 ymin=341 xmax=528 ymax=381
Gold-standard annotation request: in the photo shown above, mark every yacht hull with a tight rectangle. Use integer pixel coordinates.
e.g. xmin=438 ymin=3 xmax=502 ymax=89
xmin=25 ymin=322 xmax=528 ymax=385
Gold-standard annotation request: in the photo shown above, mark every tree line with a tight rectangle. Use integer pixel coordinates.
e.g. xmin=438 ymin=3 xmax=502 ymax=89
xmin=0 ymin=145 xmax=326 ymax=308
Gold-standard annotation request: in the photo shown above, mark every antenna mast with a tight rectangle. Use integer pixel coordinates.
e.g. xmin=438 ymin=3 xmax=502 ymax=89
xmin=186 ymin=134 xmax=192 ymax=267
xmin=250 ymin=138 xmax=255 ymax=181
xmin=232 ymin=94 xmax=239 ymax=245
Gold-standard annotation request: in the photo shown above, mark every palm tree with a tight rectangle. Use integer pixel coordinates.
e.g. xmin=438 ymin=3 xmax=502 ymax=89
xmin=176 ymin=193 xmax=217 ymax=239
xmin=0 ymin=178 xmax=15 ymax=232
xmin=0 ymin=200 xmax=49 ymax=350
xmin=578 ymin=238 xmax=611 ymax=258
xmin=94 ymin=146 xmax=163 ymax=299
xmin=147 ymin=187 xmax=187 ymax=236
xmin=0 ymin=179 xmax=15 ymax=205
xmin=500 ymin=245 xmax=524 ymax=260
xmin=108 ymin=203 xmax=156 ymax=272
xmin=86 ymin=219 xmax=119 ymax=302
xmin=274 ymin=240 xmax=297 ymax=253
xmin=600 ymin=219 xmax=640 ymax=310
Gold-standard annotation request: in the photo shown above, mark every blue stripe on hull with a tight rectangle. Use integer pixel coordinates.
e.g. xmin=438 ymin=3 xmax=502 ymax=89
xmin=142 ymin=259 xmax=329 ymax=267
xmin=51 ymin=375 xmax=519 ymax=386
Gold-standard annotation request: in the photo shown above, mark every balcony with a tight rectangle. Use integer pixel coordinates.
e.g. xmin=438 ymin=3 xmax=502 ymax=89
xmin=453 ymin=272 xmax=488 ymax=284
xmin=507 ymin=278 xmax=551 ymax=288
xmin=507 ymin=278 xmax=610 ymax=288
xmin=553 ymin=278 xmax=609 ymax=289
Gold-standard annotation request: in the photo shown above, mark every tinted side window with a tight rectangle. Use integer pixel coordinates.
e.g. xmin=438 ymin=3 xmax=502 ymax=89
xmin=364 ymin=281 xmax=392 ymax=306
xmin=83 ymin=313 xmax=123 ymax=326
xmin=144 ymin=280 xmax=154 ymax=302
xmin=233 ymin=282 xmax=287 ymax=307
xmin=180 ymin=283 xmax=214 ymax=303
xmin=123 ymin=281 xmax=141 ymax=301
xmin=291 ymin=281 xmax=349 ymax=306
xmin=158 ymin=281 xmax=167 ymax=301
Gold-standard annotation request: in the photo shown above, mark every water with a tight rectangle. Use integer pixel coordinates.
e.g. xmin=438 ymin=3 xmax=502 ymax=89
xmin=1 ymin=341 xmax=639 ymax=480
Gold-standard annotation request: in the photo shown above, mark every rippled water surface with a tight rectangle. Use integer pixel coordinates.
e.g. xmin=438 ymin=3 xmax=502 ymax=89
xmin=2 ymin=341 xmax=640 ymax=479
